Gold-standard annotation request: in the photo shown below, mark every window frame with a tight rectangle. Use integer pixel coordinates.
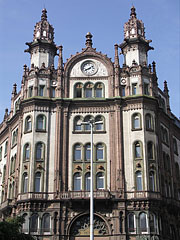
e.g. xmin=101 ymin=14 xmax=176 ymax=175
xmin=23 ymin=143 xmax=31 ymax=162
xmin=30 ymin=214 xmax=39 ymax=233
xmin=132 ymin=113 xmax=142 ymax=130
xmin=73 ymin=172 xmax=82 ymax=191
xmin=25 ymin=115 xmax=32 ymax=133
xmin=34 ymin=172 xmax=41 ymax=192
xmin=35 ymin=142 xmax=45 ymax=161
xmin=135 ymin=171 xmax=143 ymax=191
xmin=96 ymin=172 xmax=105 ymax=190
xmin=36 ymin=114 xmax=46 ymax=132
xmin=128 ymin=213 xmax=136 ymax=233
xmin=22 ymin=172 xmax=28 ymax=193
xmin=145 ymin=114 xmax=153 ymax=131
xmin=139 ymin=212 xmax=148 ymax=233
xmin=42 ymin=213 xmax=51 ymax=233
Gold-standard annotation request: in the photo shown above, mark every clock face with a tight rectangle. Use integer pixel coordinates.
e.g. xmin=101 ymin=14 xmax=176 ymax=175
xmin=81 ymin=61 xmax=97 ymax=76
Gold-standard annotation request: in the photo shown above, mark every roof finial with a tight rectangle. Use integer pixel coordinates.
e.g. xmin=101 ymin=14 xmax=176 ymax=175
xmin=130 ymin=5 xmax=136 ymax=18
xmin=41 ymin=8 xmax=47 ymax=21
xmin=86 ymin=32 xmax=93 ymax=48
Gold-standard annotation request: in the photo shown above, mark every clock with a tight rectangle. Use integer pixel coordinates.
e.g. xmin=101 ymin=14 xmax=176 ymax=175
xmin=81 ymin=60 xmax=97 ymax=76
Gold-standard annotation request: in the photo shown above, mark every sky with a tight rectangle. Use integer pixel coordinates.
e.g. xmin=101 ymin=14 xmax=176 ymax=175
xmin=0 ymin=0 xmax=179 ymax=123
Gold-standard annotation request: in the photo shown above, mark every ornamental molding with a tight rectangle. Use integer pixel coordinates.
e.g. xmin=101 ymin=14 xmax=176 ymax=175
xmin=70 ymin=105 xmax=114 ymax=114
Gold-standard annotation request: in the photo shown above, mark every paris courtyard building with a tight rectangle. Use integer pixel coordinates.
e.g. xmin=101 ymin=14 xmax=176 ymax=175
xmin=0 ymin=6 xmax=180 ymax=240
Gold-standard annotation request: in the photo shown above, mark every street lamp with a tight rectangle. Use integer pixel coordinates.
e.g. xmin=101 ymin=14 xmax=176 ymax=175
xmin=81 ymin=119 xmax=103 ymax=240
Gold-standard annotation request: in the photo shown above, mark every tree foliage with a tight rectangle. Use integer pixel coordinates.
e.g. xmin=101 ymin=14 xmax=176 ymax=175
xmin=0 ymin=216 xmax=34 ymax=240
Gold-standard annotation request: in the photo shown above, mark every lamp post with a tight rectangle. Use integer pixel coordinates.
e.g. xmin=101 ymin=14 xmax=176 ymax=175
xmin=81 ymin=119 xmax=103 ymax=240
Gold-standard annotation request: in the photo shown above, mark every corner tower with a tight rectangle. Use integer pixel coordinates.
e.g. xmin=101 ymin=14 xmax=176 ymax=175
xmin=120 ymin=6 xmax=153 ymax=67
xmin=25 ymin=8 xmax=57 ymax=68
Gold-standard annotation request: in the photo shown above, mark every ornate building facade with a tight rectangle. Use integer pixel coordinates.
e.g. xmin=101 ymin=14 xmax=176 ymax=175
xmin=0 ymin=7 xmax=180 ymax=240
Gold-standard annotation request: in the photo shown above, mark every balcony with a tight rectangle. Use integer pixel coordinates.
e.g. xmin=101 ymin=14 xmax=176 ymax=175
xmin=17 ymin=192 xmax=53 ymax=202
xmin=58 ymin=190 xmax=111 ymax=200
xmin=17 ymin=191 xmax=112 ymax=202
xmin=125 ymin=191 xmax=161 ymax=200
xmin=0 ymin=199 xmax=14 ymax=211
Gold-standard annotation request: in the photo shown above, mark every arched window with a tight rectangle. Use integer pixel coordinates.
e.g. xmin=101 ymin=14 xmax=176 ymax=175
xmin=74 ymin=116 xmax=82 ymax=131
xmin=74 ymin=144 xmax=82 ymax=161
xmin=35 ymin=172 xmax=41 ymax=192
xmin=149 ymin=213 xmax=157 ymax=232
xmin=74 ymin=83 xmax=83 ymax=98
xmin=42 ymin=213 xmax=50 ymax=233
xmin=96 ymin=144 xmax=104 ymax=161
xmin=30 ymin=214 xmax=38 ymax=233
xmin=136 ymin=171 xmax=142 ymax=191
xmin=145 ymin=114 xmax=153 ymax=130
xmin=36 ymin=142 xmax=44 ymax=160
xmin=96 ymin=172 xmax=105 ymax=189
xmin=22 ymin=214 xmax=29 ymax=233
xmin=132 ymin=113 xmax=141 ymax=129
xmin=85 ymin=144 xmax=91 ymax=161
xmin=128 ymin=213 xmax=135 ymax=232
xmin=147 ymin=142 xmax=154 ymax=159
xmin=12 ymin=131 xmax=16 ymax=146
xmin=149 ymin=171 xmax=155 ymax=191
xmin=24 ymin=143 xmax=30 ymax=161
xmin=36 ymin=114 xmax=46 ymax=131
xmin=85 ymin=172 xmax=91 ymax=191
xmin=95 ymin=116 xmax=104 ymax=131
xmin=95 ymin=83 xmax=103 ymax=98
xmin=139 ymin=212 xmax=147 ymax=232
xmin=22 ymin=173 xmax=28 ymax=193
xmin=85 ymin=83 xmax=93 ymax=98
xmin=73 ymin=173 xmax=82 ymax=191
xmin=84 ymin=116 xmax=93 ymax=131
xmin=134 ymin=141 xmax=142 ymax=158
xmin=25 ymin=116 xmax=32 ymax=132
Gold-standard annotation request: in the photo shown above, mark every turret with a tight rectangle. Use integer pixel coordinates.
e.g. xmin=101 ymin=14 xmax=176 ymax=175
xmin=25 ymin=8 xmax=57 ymax=68
xmin=120 ymin=6 xmax=153 ymax=67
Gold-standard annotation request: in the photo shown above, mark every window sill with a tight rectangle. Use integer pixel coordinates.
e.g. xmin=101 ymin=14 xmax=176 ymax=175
xmin=36 ymin=129 xmax=46 ymax=133
xmin=24 ymin=130 xmax=32 ymax=134
xmin=11 ymin=143 xmax=17 ymax=149
xmin=146 ymin=128 xmax=154 ymax=132
xmin=73 ymin=130 xmax=106 ymax=134
xmin=131 ymin=128 xmax=142 ymax=131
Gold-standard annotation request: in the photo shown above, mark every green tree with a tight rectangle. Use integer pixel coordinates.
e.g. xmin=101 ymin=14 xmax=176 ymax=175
xmin=0 ymin=216 xmax=34 ymax=240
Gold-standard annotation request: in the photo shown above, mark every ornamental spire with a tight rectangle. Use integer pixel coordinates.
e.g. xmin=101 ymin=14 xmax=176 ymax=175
xmin=41 ymin=8 xmax=47 ymax=21
xmin=86 ymin=32 xmax=93 ymax=48
xmin=130 ymin=5 xmax=137 ymax=18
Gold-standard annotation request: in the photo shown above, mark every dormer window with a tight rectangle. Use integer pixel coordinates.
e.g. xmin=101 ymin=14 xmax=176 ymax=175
xmin=138 ymin=29 xmax=141 ymax=35
xmin=43 ymin=31 xmax=46 ymax=37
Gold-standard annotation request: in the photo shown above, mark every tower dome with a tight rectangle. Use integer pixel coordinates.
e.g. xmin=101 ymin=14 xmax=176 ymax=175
xmin=25 ymin=8 xmax=57 ymax=68
xmin=33 ymin=8 xmax=54 ymax=43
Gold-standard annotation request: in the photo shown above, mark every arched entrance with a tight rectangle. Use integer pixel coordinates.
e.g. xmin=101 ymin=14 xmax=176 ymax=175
xmin=69 ymin=214 xmax=110 ymax=240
